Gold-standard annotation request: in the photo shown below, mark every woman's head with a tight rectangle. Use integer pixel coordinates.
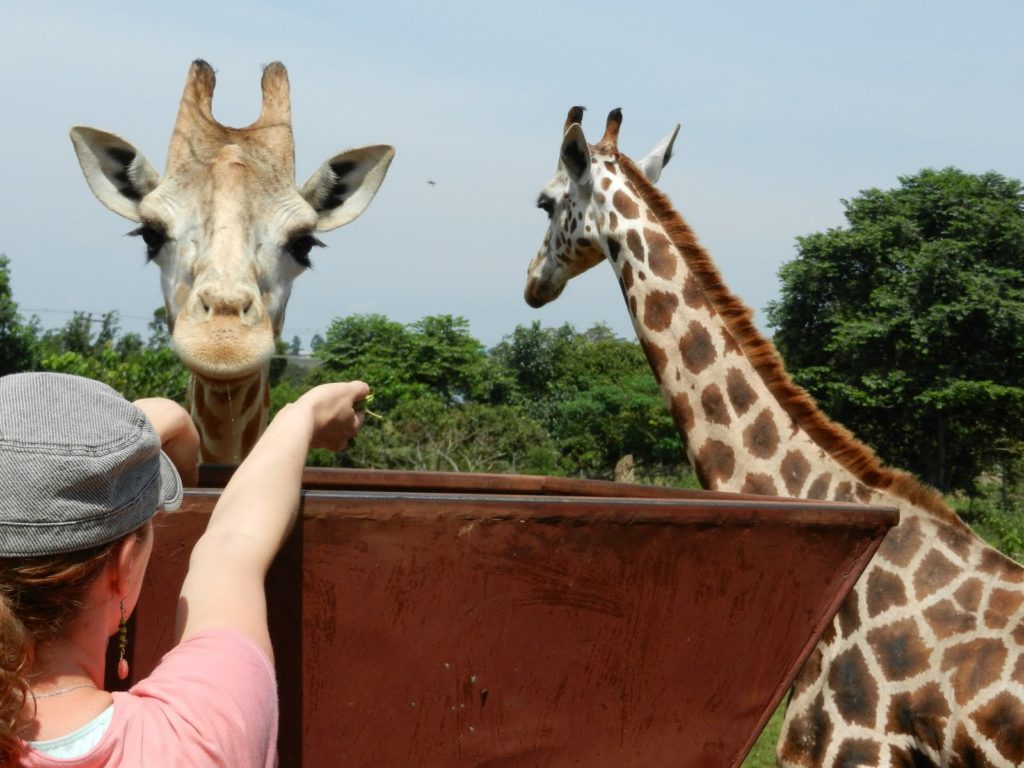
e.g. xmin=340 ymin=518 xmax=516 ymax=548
xmin=0 ymin=373 xmax=182 ymax=557
xmin=0 ymin=524 xmax=151 ymax=765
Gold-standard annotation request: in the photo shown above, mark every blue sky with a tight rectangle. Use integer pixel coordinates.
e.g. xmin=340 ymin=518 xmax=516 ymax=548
xmin=2 ymin=1 xmax=1021 ymax=348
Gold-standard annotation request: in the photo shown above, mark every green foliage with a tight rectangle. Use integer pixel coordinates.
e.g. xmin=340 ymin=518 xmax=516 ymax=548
xmin=0 ymin=254 xmax=39 ymax=374
xmin=491 ymin=321 xmax=686 ymax=480
xmin=35 ymin=310 xmax=188 ymax=402
xmin=768 ymin=168 xmax=1024 ymax=492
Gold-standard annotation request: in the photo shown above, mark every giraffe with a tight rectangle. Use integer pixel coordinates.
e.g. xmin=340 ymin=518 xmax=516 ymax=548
xmin=524 ymin=107 xmax=1024 ymax=767
xmin=70 ymin=60 xmax=394 ymax=463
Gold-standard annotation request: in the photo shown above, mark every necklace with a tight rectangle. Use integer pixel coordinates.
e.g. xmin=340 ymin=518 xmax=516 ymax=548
xmin=32 ymin=683 xmax=98 ymax=700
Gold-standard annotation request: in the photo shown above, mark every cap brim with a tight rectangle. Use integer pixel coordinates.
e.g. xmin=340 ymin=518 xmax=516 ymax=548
xmin=158 ymin=451 xmax=184 ymax=512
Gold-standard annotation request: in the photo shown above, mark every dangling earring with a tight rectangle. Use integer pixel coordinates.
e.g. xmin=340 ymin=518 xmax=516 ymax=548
xmin=117 ymin=600 xmax=129 ymax=681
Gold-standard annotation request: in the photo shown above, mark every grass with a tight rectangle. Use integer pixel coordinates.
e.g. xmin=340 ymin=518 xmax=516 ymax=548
xmin=741 ymin=702 xmax=784 ymax=767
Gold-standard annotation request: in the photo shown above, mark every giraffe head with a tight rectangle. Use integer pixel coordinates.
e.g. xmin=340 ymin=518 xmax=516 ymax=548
xmin=525 ymin=107 xmax=679 ymax=308
xmin=70 ymin=60 xmax=394 ymax=380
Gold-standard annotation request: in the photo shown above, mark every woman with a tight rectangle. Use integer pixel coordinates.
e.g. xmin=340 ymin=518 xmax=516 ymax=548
xmin=0 ymin=372 xmax=368 ymax=766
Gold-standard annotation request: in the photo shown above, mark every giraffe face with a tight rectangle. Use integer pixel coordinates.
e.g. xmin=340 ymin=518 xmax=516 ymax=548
xmin=525 ymin=125 xmax=605 ymax=308
xmin=71 ymin=61 xmax=394 ymax=381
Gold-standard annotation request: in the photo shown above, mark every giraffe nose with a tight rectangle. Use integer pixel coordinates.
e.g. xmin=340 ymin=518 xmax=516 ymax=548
xmin=195 ymin=287 xmax=260 ymax=322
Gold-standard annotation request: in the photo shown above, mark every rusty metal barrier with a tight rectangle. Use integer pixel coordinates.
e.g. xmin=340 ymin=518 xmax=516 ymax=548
xmin=107 ymin=468 xmax=897 ymax=767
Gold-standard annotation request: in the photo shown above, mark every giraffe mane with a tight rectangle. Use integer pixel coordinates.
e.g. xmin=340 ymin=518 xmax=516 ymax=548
xmin=616 ymin=153 xmax=962 ymax=526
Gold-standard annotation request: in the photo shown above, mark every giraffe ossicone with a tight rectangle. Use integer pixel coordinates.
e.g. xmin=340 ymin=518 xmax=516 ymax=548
xmin=71 ymin=60 xmax=394 ymax=463
xmin=526 ymin=107 xmax=1024 ymax=767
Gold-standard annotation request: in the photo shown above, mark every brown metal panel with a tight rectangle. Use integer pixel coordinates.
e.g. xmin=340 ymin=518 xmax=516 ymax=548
xmin=120 ymin=469 xmax=897 ymax=767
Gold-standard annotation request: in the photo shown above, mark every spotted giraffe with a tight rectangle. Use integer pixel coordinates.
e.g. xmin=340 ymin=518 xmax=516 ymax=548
xmin=524 ymin=107 xmax=1024 ymax=767
xmin=71 ymin=60 xmax=394 ymax=462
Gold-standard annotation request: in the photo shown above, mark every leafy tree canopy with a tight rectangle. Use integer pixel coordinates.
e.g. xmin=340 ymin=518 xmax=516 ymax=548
xmin=768 ymin=168 xmax=1024 ymax=492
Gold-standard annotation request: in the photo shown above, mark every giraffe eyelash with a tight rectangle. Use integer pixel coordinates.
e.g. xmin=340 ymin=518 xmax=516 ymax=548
xmin=127 ymin=224 xmax=168 ymax=261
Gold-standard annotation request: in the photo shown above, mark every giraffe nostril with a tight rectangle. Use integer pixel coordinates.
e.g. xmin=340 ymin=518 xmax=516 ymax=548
xmin=242 ymin=302 xmax=253 ymax=317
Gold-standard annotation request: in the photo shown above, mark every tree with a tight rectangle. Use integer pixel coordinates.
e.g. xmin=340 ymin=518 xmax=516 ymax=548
xmin=768 ymin=168 xmax=1024 ymax=492
xmin=0 ymin=254 xmax=38 ymax=374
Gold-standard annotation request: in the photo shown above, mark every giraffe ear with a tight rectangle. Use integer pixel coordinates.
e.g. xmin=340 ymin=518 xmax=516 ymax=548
xmin=638 ymin=124 xmax=680 ymax=184
xmin=560 ymin=123 xmax=592 ymax=185
xmin=70 ymin=127 xmax=161 ymax=222
xmin=301 ymin=144 xmax=396 ymax=231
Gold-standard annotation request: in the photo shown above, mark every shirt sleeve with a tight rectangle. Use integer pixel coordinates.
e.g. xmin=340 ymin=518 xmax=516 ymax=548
xmin=122 ymin=628 xmax=279 ymax=767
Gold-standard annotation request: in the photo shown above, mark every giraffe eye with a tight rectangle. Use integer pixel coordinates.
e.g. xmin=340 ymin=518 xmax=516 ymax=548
xmin=128 ymin=224 xmax=168 ymax=261
xmin=537 ymin=196 xmax=555 ymax=219
xmin=285 ymin=233 xmax=325 ymax=268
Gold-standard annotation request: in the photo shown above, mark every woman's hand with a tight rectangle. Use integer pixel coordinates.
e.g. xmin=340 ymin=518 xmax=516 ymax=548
xmin=133 ymin=398 xmax=200 ymax=486
xmin=294 ymin=381 xmax=370 ymax=451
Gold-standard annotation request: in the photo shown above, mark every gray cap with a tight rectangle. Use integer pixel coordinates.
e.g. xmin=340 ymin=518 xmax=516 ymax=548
xmin=0 ymin=372 xmax=183 ymax=557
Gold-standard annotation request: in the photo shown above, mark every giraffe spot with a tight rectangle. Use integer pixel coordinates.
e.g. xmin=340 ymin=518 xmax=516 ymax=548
xmin=833 ymin=739 xmax=879 ymax=768
xmin=637 ymin=270 xmax=647 ymax=282
xmin=985 ymin=588 xmax=1024 ymax=630
xmin=942 ymin=638 xmax=1008 ymax=706
xmin=866 ymin=568 xmax=908 ymax=618
xmin=888 ymin=746 xmax=935 ymax=768
xmin=936 ymin=523 xmax=973 ymax=561
xmin=694 ymin=439 xmax=735 ymax=488
xmin=777 ymin=691 xmax=832 ymax=768
xmin=837 ymin=591 xmax=859 ymax=638
xmin=612 ymin=189 xmax=639 ymax=219
xmin=700 ymin=383 xmax=731 ymax=426
xmin=879 ymin=517 xmax=925 ymax=569
xmin=608 ymin=211 xmax=618 ymax=230
xmin=913 ymin=548 xmax=959 ymax=601
xmin=669 ymin=393 xmax=694 ymax=439
xmin=742 ymin=408 xmax=780 ymax=460
xmin=620 ymin=261 xmax=634 ymax=291
xmin=854 ymin=483 xmax=872 ymax=503
xmin=603 ymin=161 xmax=616 ymax=173
xmin=643 ymin=228 xmax=676 ymax=280
xmin=629 ymin=295 xmax=638 ymax=318
xmin=833 ymin=481 xmax=854 ymax=502
xmin=807 ymin=472 xmax=831 ymax=500
xmin=885 ymin=682 xmax=949 ymax=752
xmin=640 ymin=339 xmax=668 ymax=385
xmin=626 ymin=229 xmax=645 ymax=262
xmin=242 ymin=413 xmax=262 ymax=453
xmin=867 ymin=618 xmax=930 ymax=681
xmin=607 ymin=236 xmax=621 ymax=262
xmin=1014 ymin=621 xmax=1024 ymax=647
xmin=955 ymin=578 xmax=983 ymax=612
xmin=725 ymin=368 xmax=757 ymax=416
xmin=781 ymin=450 xmax=811 ymax=496
xmin=952 ymin=724 xmax=990 ymax=768
xmin=721 ymin=328 xmax=740 ymax=355
xmin=1013 ymin=652 xmax=1024 ymax=685
xmin=242 ymin=379 xmax=261 ymax=413
xmin=979 ymin=548 xmax=1023 ymax=580
xmin=600 ymin=177 xmax=611 ymax=190
xmin=679 ymin=321 xmax=716 ymax=374
xmin=643 ymin=291 xmax=678 ymax=333
xmin=971 ymin=692 xmax=1024 ymax=764
xmin=682 ymin=274 xmax=708 ymax=309
xmin=202 ymin=411 xmax=225 ymax=441
xmin=923 ymin=599 xmax=976 ymax=640
xmin=741 ymin=472 xmax=778 ymax=496
xmin=828 ymin=646 xmax=878 ymax=727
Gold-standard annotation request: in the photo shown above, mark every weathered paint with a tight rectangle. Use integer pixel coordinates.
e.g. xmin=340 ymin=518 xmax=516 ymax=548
xmin=109 ymin=467 xmax=897 ymax=767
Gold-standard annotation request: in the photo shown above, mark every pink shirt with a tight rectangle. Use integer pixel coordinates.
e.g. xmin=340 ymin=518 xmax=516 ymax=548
xmin=22 ymin=629 xmax=278 ymax=767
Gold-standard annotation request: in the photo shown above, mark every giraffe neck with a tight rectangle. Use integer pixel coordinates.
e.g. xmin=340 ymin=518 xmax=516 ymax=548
xmin=186 ymin=366 xmax=270 ymax=464
xmin=597 ymin=156 xmax=961 ymax=527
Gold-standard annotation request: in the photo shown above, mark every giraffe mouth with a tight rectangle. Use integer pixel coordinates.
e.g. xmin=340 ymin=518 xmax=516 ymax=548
xmin=172 ymin=322 xmax=275 ymax=380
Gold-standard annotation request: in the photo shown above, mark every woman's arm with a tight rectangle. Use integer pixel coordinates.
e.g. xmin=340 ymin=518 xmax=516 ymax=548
xmin=134 ymin=397 xmax=200 ymax=487
xmin=174 ymin=381 xmax=369 ymax=660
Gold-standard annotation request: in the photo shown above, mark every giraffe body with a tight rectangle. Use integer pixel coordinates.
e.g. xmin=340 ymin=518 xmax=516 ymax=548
xmin=71 ymin=60 xmax=394 ymax=462
xmin=525 ymin=108 xmax=1024 ymax=766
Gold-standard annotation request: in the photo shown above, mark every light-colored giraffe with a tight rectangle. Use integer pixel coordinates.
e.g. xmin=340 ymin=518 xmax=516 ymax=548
xmin=525 ymin=107 xmax=1024 ymax=767
xmin=70 ymin=60 xmax=394 ymax=463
